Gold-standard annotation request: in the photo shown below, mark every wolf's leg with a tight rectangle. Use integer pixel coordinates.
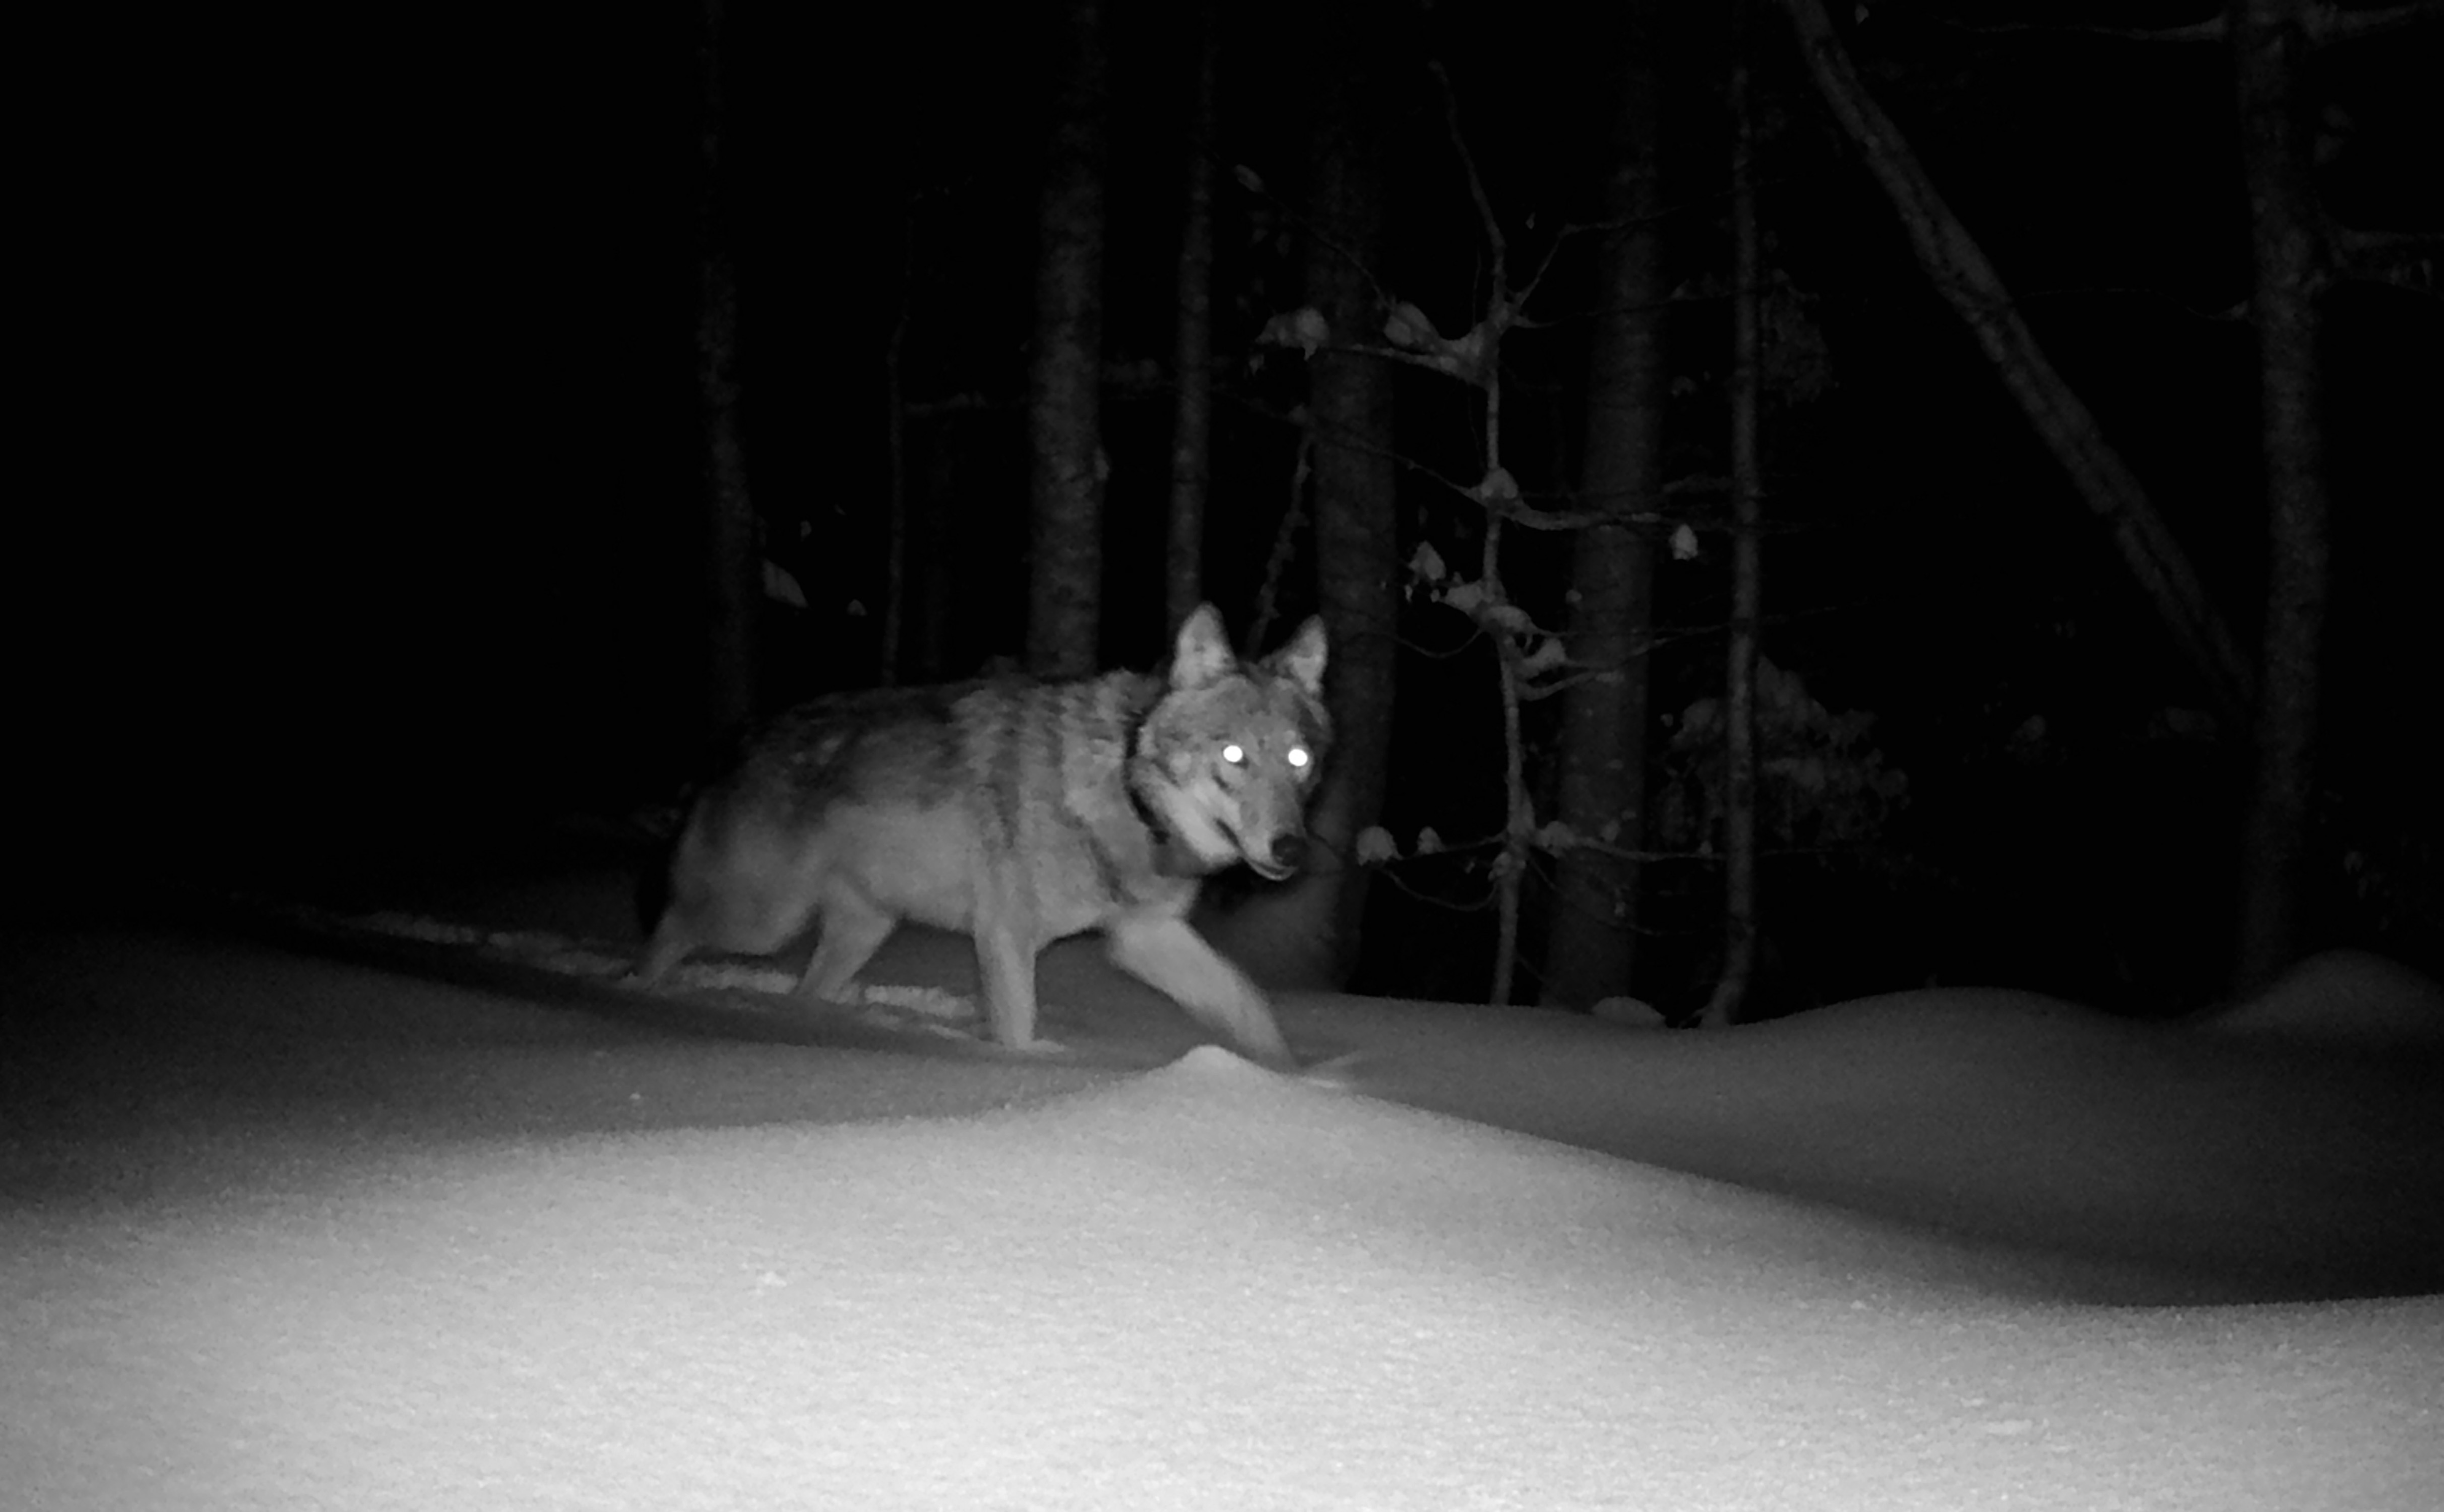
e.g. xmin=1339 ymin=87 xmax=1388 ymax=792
xmin=1106 ymin=916 xmax=1291 ymax=1063
xmin=634 ymin=915 xmax=695 ymax=985
xmin=798 ymin=890 xmax=897 ymax=1003
xmin=974 ymin=921 xmax=1041 ymax=1047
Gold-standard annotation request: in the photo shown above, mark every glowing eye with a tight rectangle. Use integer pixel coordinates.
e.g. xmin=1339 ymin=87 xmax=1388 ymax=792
xmin=1221 ymin=743 xmax=1246 ymax=765
xmin=1287 ymin=746 xmax=1310 ymax=770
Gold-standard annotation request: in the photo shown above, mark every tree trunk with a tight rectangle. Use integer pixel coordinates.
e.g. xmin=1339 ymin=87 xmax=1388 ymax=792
xmin=1547 ymin=7 xmax=1666 ymax=1010
xmin=1025 ymin=0 xmax=1110 ymax=678
xmin=1165 ymin=1 xmax=1219 ymax=637
xmin=1299 ymin=34 xmax=1400 ymax=985
xmin=1778 ymin=0 xmax=2254 ymax=729
xmin=1703 ymin=31 xmax=1766 ymax=1030
xmin=912 ymin=414 xmax=960 ymax=682
xmin=2228 ymin=0 xmax=2331 ymax=992
xmin=881 ymin=229 xmax=911 ymax=687
xmin=694 ymin=0 xmax=757 ymax=742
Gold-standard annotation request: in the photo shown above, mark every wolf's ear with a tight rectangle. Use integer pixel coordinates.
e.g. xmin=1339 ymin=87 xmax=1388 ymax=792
xmin=1170 ymin=603 xmax=1237 ymax=689
xmin=1267 ymin=615 xmax=1328 ymax=698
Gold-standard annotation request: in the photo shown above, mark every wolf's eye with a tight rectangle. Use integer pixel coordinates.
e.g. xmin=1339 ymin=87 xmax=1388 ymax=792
xmin=1287 ymin=746 xmax=1310 ymax=770
xmin=1221 ymin=743 xmax=1246 ymax=766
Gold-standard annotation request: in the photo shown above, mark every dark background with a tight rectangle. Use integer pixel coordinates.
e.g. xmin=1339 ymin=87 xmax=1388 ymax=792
xmin=30 ymin=1 xmax=2442 ymax=1016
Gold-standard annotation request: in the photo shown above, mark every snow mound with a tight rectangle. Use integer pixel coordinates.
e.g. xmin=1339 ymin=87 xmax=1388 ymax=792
xmin=2198 ymin=949 xmax=2444 ymax=1046
xmin=9 ymin=1036 xmax=2437 ymax=1511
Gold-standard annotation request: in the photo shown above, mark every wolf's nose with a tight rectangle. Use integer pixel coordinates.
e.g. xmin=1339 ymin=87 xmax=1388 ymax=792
xmin=1268 ymin=834 xmax=1308 ymax=872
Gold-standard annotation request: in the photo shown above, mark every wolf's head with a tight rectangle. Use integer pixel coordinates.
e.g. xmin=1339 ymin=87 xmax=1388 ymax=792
xmin=1133 ymin=605 xmax=1331 ymax=881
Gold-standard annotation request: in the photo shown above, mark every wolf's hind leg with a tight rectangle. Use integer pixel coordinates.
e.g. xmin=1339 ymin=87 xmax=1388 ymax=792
xmin=1106 ymin=915 xmax=1291 ymax=1064
xmin=798 ymin=890 xmax=897 ymax=1003
xmin=972 ymin=920 xmax=1044 ymax=1048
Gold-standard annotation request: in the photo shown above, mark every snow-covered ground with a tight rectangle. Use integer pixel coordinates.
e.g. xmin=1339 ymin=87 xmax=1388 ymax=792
xmin=5 ymin=916 xmax=2439 ymax=1510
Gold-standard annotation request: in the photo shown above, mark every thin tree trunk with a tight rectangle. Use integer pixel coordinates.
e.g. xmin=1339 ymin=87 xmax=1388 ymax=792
xmin=1779 ymin=0 xmax=2254 ymax=728
xmin=694 ymin=0 xmax=757 ymax=740
xmin=1300 ymin=33 xmax=1399 ymax=986
xmin=1416 ymin=62 xmax=1533 ymax=1009
xmin=1472 ymin=281 xmax=1523 ymax=1008
xmin=1165 ymin=1 xmax=1219 ymax=636
xmin=1548 ymin=6 xmax=1665 ymax=1010
xmin=913 ymin=417 xmax=959 ymax=682
xmin=2229 ymin=0 xmax=2331 ymax=991
xmin=1703 ymin=31 xmax=1766 ymax=1030
xmin=880 ymin=233 xmax=910 ymax=687
xmin=1025 ymin=0 xmax=1109 ymax=678
xmin=1476 ymin=495 xmax=1515 ymax=1011
xmin=1244 ymin=435 xmax=1310 ymax=656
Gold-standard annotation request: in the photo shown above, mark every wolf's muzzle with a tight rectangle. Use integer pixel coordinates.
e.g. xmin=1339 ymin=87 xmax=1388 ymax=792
xmin=1242 ymin=832 xmax=1308 ymax=881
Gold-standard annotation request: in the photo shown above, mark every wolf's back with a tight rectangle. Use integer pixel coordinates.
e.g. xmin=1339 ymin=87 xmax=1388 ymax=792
xmin=734 ymin=672 xmax=1157 ymax=839
xmin=643 ymin=670 xmax=1170 ymax=973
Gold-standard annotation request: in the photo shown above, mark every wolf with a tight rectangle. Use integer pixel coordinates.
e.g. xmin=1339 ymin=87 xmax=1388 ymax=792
xmin=635 ymin=605 xmax=1330 ymax=1063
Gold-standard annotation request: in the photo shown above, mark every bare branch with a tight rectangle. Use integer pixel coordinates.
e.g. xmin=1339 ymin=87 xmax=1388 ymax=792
xmin=1228 ymin=165 xmax=1404 ymax=327
xmin=1958 ymin=16 xmax=2226 ymax=44
xmin=1426 ymin=60 xmax=1508 ymax=281
xmin=1511 ymin=234 xmax=1571 ymax=318
xmin=1489 ymin=497 xmax=1673 ymax=533
xmin=1931 ymin=0 xmax=2444 ymax=46
xmin=2326 ymin=224 xmax=2444 ymax=298
xmin=2314 ymin=1 xmax=2444 ymax=44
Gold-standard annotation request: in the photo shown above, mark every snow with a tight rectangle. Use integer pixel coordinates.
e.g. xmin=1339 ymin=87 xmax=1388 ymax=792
xmin=5 ymin=924 xmax=2441 ymax=1510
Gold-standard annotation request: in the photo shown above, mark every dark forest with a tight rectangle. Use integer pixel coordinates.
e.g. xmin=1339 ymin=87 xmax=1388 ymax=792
xmin=36 ymin=0 xmax=2444 ymax=1021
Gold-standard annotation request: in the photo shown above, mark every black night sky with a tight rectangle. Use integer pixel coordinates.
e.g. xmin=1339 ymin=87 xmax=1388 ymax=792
xmin=34 ymin=1 xmax=2444 ymax=1015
